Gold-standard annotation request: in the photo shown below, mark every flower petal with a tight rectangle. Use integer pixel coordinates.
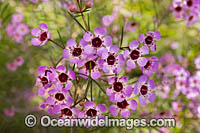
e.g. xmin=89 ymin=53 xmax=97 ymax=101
xmin=140 ymin=45 xmax=149 ymax=55
xmin=133 ymin=84 xmax=139 ymax=95
xmin=91 ymin=70 xmax=101 ymax=80
xmin=127 ymin=59 xmax=136 ymax=69
xmin=104 ymin=36 xmax=112 ymax=46
xmin=129 ymin=40 xmax=139 ymax=50
xmin=56 ymin=65 xmax=66 ymax=72
xmin=138 ymin=75 xmax=148 ymax=84
xmin=31 ymin=28 xmax=41 ymax=37
xmin=84 ymin=101 xmax=95 ymax=108
xmin=120 ymin=109 xmax=130 ymax=118
xmin=62 ymin=49 xmax=70 ymax=59
xmin=94 ymin=27 xmax=106 ymax=36
xmin=109 ymin=105 xmax=119 ymax=116
xmin=40 ymin=23 xmax=48 ymax=31
xmin=154 ymin=31 xmax=161 ymax=40
xmin=148 ymin=92 xmax=156 ymax=102
xmin=67 ymin=38 xmax=76 ymax=48
xmin=138 ymin=33 xmax=144 ymax=43
xmin=110 ymin=45 xmax=119 ymax=53
xmin=83 ymin=31 xmax=93 ymax=42
xmin=148 ymin=80 xmax=156 ymax=89
xmin=97 ymin=104 xmax=107 ymax=112
xmin=139 ymin=96 xmax=146 ymax=105
xmin=68 ymin=69 xmax=76 ymax=80
xmin=137 ymin=57 xmax=147 ymax=67
xmin=124 ymin=85 xmax=133 ymax=97
xmin=31 ymin=38 xmax=41 ymax=46
xmin=129 ymin=99 xmax=137 ymax=111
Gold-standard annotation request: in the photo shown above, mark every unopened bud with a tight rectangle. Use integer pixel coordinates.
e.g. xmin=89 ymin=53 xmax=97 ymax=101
xmin=79 ymin=101 xmax=84 ymax=106
xmin=85 ymin=0 xmax=93 ymax=8
xmin=68 ymin=3 xmax=78 ymax=12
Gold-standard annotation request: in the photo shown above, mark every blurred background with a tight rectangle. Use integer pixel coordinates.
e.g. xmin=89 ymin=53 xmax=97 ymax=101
xmin=0 ymin=0 xmax=200 ymax=132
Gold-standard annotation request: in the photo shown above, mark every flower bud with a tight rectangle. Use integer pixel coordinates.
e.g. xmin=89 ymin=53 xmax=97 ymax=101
xmin=79 ymin=101 xmax=84 ymax=106
xmin=85 ymin=0 xmax=93 ymax=8
xmin=68 ymin=3 xmax=78 ymax=12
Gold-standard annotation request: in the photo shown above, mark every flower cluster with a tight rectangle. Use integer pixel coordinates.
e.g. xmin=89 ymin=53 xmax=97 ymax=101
xmin=157 ymin=53 xmax=200 ymax=118
xmin=33 ymin=23 xmax=160 ymax=118
xmin=6 ymin=56 xmax=24 ymax=71
xmin=171 ymin=0 xmax=200 ymax=26
xmin=6 ymin=13 xmax=29 ymax=43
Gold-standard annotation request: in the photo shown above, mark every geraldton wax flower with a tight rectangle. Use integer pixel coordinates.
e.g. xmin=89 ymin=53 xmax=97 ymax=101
xmin=31 ymin=23 xmax=51 ymax=46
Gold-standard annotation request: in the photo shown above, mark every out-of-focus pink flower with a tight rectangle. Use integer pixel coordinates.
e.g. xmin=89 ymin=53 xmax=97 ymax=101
xmin=4 ymin=107 xmax=15 ymax=117
xmin=12 ymin=13 xmax=24 ymax=24
xmin=85 ymin=0 xmax=93 ymax=8
xmin=6 ymin=24 xmax=15 ymax=37
xmin=102 ymin=15 xmax=114 ymax=27
xmin=170 ymin=42 xmax=179 ymax=49
xmin=125 ymin=21 xmax=139 ymax=32
xmin=14 ymin=56 xmax=24 ymax=67
xmin=16 ymin=24 xmax=29 ymax=36
xmin=68 ymin=3 xmax=77 ymax=12
xmin=13 ymin=33 xmax=23 ymax=43
xmin=6 ymin=63 xmax=17 ymax=71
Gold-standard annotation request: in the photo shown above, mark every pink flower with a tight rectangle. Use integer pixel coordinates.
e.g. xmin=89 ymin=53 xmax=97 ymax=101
xmin=170 ymin=1 xmax=185 ymax=19
xmin=6 ymin=24 xmax=15 ymax=37
xmin=16 ymin=23 xmax=29 ymax=36
xmin=106 ymin=76 xmax=133 ymax=102
xmin=4 ymin=107 xmax=15 ymax=117
xmin=85 ymin=0 xmax=93 ymax=8
xmin=97 ymin=45 xmax=125 ymax=74
xmin=78 ymin=102 xmax=107 ymax=118
xmin=62 ymin=38 xmax=88 ymax=64
xmin=139 ymin=31 xmax=161 ymax=51
xmin=123 ymin=40 xmax=149 ymax=69
xmin=6 ymin=63 xmax=17 ymax=71
xmin=31 ymin=23 xmax=51 ymax=46
xmin=134 ymin=75 xmax=156 ymax=105
xmin=125 ymin=21 xmax=139 ymax=32
xmin=109 ymin=99 xmax=137 ymax=118
xmin=12 ymin=13 xmax=24 ymax=24
xmin=14 ymin=56 xmax=24 ymax=66
xmin=102 ymin=15 xmax=114 ymax=27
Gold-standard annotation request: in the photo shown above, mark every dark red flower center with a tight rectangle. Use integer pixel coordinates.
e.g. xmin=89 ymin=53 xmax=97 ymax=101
xmin=85 ymin=60 xmax=96 ymax=70
xmin=107 ymin=55 xmax=116 ymax=65
xmin=58 ymin=73 xmax=68 ymax=83
xmin=113 ymin=82 xmax=123 ymax=92
xmin=131 ymin=22 xmax=137 ymax=26
xmin=92 ymin=37 xmax=102 ymax=48
xmin=61 ymin=108 xmax=73 ymax=116
xmin=55 ymin=93 xmax=65 ymax=101
xmin=187 ymin=0 xmax=193 ymax=7
xmin=117 ymin=100 xmax=129 ymax=109
xmin=72 ymin=48 xmax=82 ymax=57
xmin=130 ymin=49 xmax=140 ymax=60
xmin=189 ymin=16 xmax=194 ymax=21
xmin=41 ymin=77 xmax=48 ymax=86
xmin=160 ymin=111 xmax=165 ymax=116
xmin=140 ymin=85 xmax=148 ymax=95
xmin=39 ymin=32 xmax=47 ymax=42
xmin=175 ymin=6 xmax=182 ymax=12
xmin=86 ymin=108 xmax=97 ymax=117
xmin=145 ymin=36 xmax=153 ymax=45
xmin=144 ymin=61 xmax=152 ymax=69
